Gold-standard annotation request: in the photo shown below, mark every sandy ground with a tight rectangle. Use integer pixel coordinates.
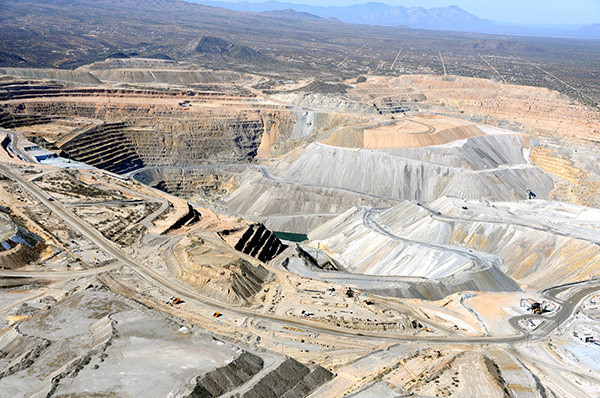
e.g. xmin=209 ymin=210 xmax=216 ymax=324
xmin=462 ymin=292 xmax=526 ymax=336
xmin=362 ymin=116 xmax=483 ymax=149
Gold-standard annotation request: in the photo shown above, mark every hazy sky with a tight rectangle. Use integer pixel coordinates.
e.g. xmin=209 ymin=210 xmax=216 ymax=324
xmin=217 ymin=0 xmax=600 ymax=25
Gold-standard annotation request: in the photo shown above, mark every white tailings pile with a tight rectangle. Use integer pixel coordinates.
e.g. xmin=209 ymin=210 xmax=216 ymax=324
xmin=226 ymin=169 xmax=398 ymax=233
xmin=309 ymin=197 xmax=600 ymax=290
xmin=308 ymin=204 xmax=520 ymax=294
xmin=423 ymin=197 xmax=600 ymax=289
xmin=228 ymin=130 xmax=554 ymax=234
xmin=271 ymin=141 xmax=553 ymax=202
xmin=383 ymin=132 xmax=531 ymax=170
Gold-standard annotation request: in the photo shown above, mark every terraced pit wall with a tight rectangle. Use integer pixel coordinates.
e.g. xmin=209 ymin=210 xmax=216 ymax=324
xmin=57 ymin=122 xmax=144 ymax=174
xmin=529 ymin=140 xmax=600 ymax=208
xmin=2 ymin=95 xmax=304 ymax=174
xmin=0 ymin=110 xmax=53 ymax=129
xmin=133 ymin=167 xmax=241 ymax=204
xmin=54 ymin=115 xmax=268 ymax=174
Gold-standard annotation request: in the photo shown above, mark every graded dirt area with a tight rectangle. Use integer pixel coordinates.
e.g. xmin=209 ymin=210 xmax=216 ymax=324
xmin=362 ymin=116 xmax=483 ymax=149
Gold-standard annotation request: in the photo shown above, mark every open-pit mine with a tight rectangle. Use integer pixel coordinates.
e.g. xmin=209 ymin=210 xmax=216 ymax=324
xmin=2 ymin=12 xmax=600 ymax=397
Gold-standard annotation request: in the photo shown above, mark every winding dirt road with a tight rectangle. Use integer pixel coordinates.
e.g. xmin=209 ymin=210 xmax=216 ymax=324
xmin=2 ymin=161 xmax=599 ymax=346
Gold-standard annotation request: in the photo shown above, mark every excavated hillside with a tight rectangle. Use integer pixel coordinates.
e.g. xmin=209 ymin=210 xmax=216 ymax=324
xmin=165 ymin=234 xmax=276 ymax=305
xmin=0 ymin=207 xmax=45 ymax=269
xmin=347 ymin=75 xmax=600 ymax=142
xmin=0 ymin=69 xmax=369 ymax=176
xmin=133 ymin=166 xmax=242 ymax=205
xmin=52 ymin=109 xmax=280 ymax=173
xmin=1 ymin=91 xmax=294 ymax=174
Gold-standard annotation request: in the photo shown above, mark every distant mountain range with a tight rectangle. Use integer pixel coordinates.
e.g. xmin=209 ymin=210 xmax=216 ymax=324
xmin=189 ymin=1 xmax=600 ymax=38
xmin=576 ymin=24 xmax=600 ymax=38
xmin=261 ymin=8 xmax=324 ymax=20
